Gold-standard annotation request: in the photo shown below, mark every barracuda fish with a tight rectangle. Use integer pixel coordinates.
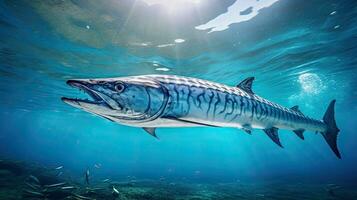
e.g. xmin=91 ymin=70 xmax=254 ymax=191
xmin=62 ymin=75 xmax=341 ymax=158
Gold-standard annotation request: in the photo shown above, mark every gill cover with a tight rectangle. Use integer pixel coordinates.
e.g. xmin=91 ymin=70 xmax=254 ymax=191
xmin=109 ymin=78 xmax=170 ymax=123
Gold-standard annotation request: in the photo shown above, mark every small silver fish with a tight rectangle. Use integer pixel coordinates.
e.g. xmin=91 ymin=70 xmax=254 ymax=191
xmin=72 ymin=193 xmax=93 ymax=200
xmin=44 ymin=182 xmax=66 ymax=188
xmin=112 ymin=186 xmax=119 ymax=197
xmin=24 ymin=182 xmax=41 ymax=190
xmin=23 ymin=189 xmax=44 ymax=197
xmin=55 ymin=166 xmax=63 ymax=170
xmin=102 ymin=178 xmax=110 ymax=182
xmin=61 ymin=186 xmax=76 ymax=190
xmin=28 ymin=175 xmax=40 ymax=184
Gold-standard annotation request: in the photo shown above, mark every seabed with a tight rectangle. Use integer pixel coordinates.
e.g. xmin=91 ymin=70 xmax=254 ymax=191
xmin=0 ymin=159 xmax=356 ymax=200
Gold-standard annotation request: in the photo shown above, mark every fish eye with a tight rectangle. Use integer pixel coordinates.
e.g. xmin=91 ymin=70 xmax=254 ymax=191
xmin=115 ymin=83 xmax=125 ymax=92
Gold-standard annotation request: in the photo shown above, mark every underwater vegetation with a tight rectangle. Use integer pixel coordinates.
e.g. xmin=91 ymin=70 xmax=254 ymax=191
xmin=1 ymin=159 xmax=357 ymax=200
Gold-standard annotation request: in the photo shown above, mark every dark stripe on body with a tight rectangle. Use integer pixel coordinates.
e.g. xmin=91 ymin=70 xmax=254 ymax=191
xmin=173 ymin=85 xmax=180 ymax=109
xmin=212 ymin=92 xmax=221 ymax=118
xmin=206 ymin=90 xmax=215 ymax=118
xmin=186 ymin=86 xmax=192 ymax=115
xmin=224 ymin=94 xmax=235 ymax=119
xmin=196 ymin=89 xmax=205 ymax=109
xmin=229 ymin=95 xmax=241 ymax=122
xmin=219 ymin=93 xmax=229 ymax=115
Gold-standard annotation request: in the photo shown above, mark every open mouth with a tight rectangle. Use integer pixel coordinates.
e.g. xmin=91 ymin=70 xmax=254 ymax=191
xmin=61 ymin=80 xmax=108 ymax=106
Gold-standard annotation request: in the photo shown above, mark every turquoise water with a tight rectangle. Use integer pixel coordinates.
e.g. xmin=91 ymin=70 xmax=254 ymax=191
xmin=0 ymin=0 xmax=357 ymax=198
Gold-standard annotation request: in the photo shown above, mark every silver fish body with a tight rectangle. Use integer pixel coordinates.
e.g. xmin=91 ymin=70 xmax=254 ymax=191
xmin=130 ymin=75 xmax=326 ymax=133
xmin=62 ymin=74 xmax=341 ymax=158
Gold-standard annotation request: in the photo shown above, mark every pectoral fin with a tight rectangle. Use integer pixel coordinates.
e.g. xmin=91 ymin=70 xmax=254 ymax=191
xmin=143 ymin=127 xmax=159 ymax=139
xmin=263 ymin=127 xmax=283 ymax=148
xmin=242 ymin=124 xmax=252 ymax=135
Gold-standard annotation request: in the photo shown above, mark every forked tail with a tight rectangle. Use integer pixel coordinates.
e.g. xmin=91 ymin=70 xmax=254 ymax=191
xmin=321 ymin=100 xmax=341 ymax=159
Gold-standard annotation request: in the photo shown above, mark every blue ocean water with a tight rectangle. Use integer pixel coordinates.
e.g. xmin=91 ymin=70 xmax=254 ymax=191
xmin=0 ymin=0 xmax=357 ymax=192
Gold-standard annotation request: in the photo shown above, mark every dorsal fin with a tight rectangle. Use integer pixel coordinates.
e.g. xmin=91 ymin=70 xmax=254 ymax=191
xmin=291 ymin=105 xmax=299 ymax=111
xmin=290 ymin=105 xmax=304 ymax=115
xmin=143 ymin=127 xmax=159 ymax=139
xmin=263 ymin=127 xmax=283 ymax=148
xmin=237 ymin=77 xmax=255 ymax=94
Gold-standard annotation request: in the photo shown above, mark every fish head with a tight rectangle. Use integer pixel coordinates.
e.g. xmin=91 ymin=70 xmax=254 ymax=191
xmin=62 ymin=76 xmax=168 ymax=124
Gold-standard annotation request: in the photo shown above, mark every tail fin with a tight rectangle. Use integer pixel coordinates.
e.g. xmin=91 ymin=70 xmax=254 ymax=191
xmin=321 ymin=100 xmax=341 ymax=159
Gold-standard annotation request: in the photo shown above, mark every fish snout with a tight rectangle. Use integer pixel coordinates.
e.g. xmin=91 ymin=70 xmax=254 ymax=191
xmin=66 ymin=79 xmax=92 ymax=88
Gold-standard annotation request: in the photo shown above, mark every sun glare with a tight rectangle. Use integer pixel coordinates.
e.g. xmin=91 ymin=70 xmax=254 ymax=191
xmin=141 ymin=0 xmax=201 ymax=10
